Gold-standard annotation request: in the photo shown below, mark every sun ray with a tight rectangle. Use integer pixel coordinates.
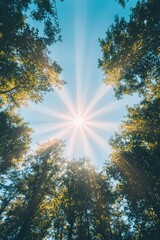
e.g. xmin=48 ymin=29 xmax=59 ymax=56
xmin=85 ymin=101 xmax=119 ymax=120
xmin=30 ymin=104 xmax=73 ymax=121
xmin=86 ymin=120 xmax=119 ymax=131
xmin=51 ymin=124 xmax=74 ymax=140
xmin=83 ymin=85 xmax=112 ymax=118
xmin=84 ymin=125 xmax=111 ymax=152
xmin=65 ymin=127 xmax=78 ymax=160
xmin=74 ymin=0 xmax=87 ymax=116
xmin=81 ymin=47 xmax=100 ymax=109
xmin=80 ymin=127 xmax=95 ymax=163
xmin=55 ymin=87 xmax=76 ymax=117
xmin=32 ymin=121 xmax=72 ymax=135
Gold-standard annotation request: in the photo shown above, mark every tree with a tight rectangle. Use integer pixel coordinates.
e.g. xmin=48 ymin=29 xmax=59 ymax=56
xmin=0 ymin=110 xmax=32 ymax=171
xmin=61 ymin=159 xmax=94 ymax=240
xmin=99 ymin=0 xmax=160 ymax=99
xmin=0 ymin=140 xmax=64 ymax=240
xmin=116 ymin=0 xmax=129 ymax=7
xmin=57 ymin=159 xmax=119 ymax=240
xmin=0 ymin=0 xmax=64 ymax=108
xmin=109 ymin=98 xmax=160 ymax=239
xmin=91 ymin=171 xmax=114 ymax=240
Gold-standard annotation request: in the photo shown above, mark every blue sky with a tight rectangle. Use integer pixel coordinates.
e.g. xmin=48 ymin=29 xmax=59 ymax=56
xmin=21 ymin=0 xmax=139 ymax=168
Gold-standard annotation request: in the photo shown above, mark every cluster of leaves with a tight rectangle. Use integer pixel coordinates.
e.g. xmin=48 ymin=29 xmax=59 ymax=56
xmin=100 ymin=0 xmax=160 ymax=239
xmin=0 ymin=0 xmax=64 ymax=108
xmin=99 ymin=0 xmax=160 ymax=100
xmin=116 ymin=0 xmax=129 ymax=8
xmin=0 ymin=111 xmax=32 ymax=171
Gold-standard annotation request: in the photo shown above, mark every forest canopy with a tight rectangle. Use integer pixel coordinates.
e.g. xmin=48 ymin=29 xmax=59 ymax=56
xmin=0 ymin=0 xmax=64 ymax=109
xmin=0 ymin=0 xmax=160 ymax=239
xmin=99 ymin=0 xmax=160 ymax=100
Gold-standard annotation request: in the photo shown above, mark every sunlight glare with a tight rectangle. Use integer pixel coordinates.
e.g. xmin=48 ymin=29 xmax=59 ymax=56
xmin=31 ymin=84 xmax=118 ymax=164
xmin=74 ymin=116 xmax=85 ymax=127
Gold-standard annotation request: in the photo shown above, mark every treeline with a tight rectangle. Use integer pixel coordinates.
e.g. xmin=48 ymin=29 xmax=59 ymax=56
xmin=0 ymin=0 xmax=160 ymax=239
xmin=0 ymin=142 xmax=159 ymax=239
xmin=0 ymin=143 xmax=137 ymax=239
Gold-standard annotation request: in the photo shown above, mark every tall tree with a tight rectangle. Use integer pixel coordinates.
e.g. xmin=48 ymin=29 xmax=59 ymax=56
xmin=99 ymin=0 xmax=160 ymax=99
xmin=0 ymin=140 xmax=64 ymax=240
xmin=0 ymin=111 xmax=32 ymax=171
xmin=61 ymin=159 xmax=94 ymax=240
xmin=109 ymin=98 xmax=160 ymax=239
xmin=0 ymin=0 xmax=64 ymax=108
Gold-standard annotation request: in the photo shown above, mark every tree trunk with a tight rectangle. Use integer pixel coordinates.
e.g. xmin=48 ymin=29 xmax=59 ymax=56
xmin=60 ymin=219 xmax=64 ymax=240
xmin=68 ymin=220 xmax=74 ymax=240
xmin=16 ymin=163 xmax=47 ymax=240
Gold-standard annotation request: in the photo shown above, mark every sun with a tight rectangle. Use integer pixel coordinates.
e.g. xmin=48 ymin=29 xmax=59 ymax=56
xmin=73 ymin=116 xmax=85 ymax=127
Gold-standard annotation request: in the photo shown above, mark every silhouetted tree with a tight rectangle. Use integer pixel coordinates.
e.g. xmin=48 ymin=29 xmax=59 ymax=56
xmin=0 ymin=111 xmax=32 ymax=171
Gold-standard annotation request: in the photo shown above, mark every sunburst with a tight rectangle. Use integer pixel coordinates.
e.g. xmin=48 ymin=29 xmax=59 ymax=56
xmin=21 ymin=0 xmax=124 ymax=165
xmin=28 ymin=84 xmax=121 ymax=165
